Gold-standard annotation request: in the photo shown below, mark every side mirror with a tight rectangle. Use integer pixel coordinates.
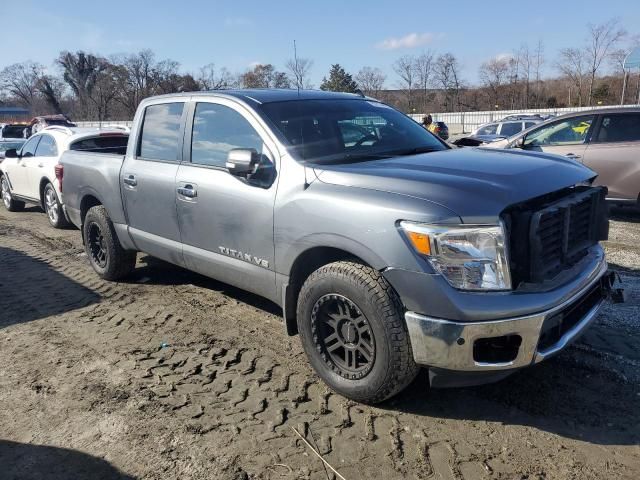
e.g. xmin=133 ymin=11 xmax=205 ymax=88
xmin=226 ymin=148 xmax=259 ymax=177
xmin=3 ymin=148 xmax=18 ymax=158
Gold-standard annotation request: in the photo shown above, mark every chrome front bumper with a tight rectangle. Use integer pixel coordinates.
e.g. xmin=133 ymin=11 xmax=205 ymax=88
xmin=405 ymin=258 xmax=610 ymax=372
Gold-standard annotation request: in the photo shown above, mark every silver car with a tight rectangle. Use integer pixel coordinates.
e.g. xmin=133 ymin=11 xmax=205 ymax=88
xmin=484 ymin=107 xmax=640 ymax=206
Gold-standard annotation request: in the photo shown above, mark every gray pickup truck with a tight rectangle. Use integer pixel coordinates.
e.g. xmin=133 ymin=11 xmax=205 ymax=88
xmin=60 ymin=90 xmax=612 ymax=403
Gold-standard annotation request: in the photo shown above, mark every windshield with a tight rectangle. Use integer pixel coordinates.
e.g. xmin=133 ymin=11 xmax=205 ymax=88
xmin=259 ymin=99 xmax=447 ymax=164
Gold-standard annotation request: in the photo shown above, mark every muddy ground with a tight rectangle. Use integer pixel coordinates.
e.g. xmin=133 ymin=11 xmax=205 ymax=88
xmin=0 ymin=205 xmax=638 ymax=480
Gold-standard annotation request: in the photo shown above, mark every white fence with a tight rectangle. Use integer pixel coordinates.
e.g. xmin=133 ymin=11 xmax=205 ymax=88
xmin=410 ymin=104 xmax=640 ymax=134
xmin=75 ymin=120 xmax=133 ymax=128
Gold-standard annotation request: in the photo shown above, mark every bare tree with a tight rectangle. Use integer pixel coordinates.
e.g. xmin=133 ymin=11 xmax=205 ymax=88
xmin=556 ymin=48 xmax=587 ymax=106
xmin=36 ymin=75 xmax=65 ymax=114
xmin=355 ymin=67 xmax=386 ymax=97
xmin=198 ymin=63 xmax=235 ymax=90
xmin=285 ymin=57 xmax=313 ymax=89
xmin=585 ymin=18 xmax=626 ymax=105
xmin=241 ymin=64 xmax=290 ymax=89
xmin=111 ymin=50 xmax=157 ymax=117
xmin=393 ymin=55 xmax=416 ymax=112
xmin=0 ymin=62 xmax=44 ymax=107
xmin=518 ymin=45 xmax=532 ymax=108
xmin=479 ymin=57 xmax=511 ymax=108
xmin=57 ymin=51 xmax=110 ymax=118
xmin=434 ymin=53 xmax=463 ymax=112
xmin=414 ymin=51 xmax=434 ymax=113
xmin=533 ymin=40 xmax=545 ymax=107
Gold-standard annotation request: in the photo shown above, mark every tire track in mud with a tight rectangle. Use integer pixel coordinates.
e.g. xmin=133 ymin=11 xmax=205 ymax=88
xmin=1 ymin=214 xmax=639 ymax=479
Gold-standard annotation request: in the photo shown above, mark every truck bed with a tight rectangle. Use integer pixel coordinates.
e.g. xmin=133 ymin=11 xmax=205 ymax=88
xmin=60 ymin=150 xmax=127 ymax=229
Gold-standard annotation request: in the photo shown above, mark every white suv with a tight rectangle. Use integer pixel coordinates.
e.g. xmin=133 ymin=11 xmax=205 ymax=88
xmin=0 ymin=126 xmax=128 ymax=228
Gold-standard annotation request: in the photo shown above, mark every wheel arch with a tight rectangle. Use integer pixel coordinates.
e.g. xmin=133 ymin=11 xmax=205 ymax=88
xmin=38 ymin=176 xmax=55 ymax=209
xmin=282 ymin=244 xmax=380 ymax=336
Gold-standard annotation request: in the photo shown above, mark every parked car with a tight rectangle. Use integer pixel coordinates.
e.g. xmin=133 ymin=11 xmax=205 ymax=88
xmin=0 ymin=139 xmax=26 ymax=160
xmin=0 ymin=126 xmax=128 ymax=227
xmin=428 ymin=121 xmax=449 ymax=140
xmin=453 ymin=119 xmax=544 ymax=148
xmin=483 ymin=107 xmax=640 ymax=206
xmin=60 ymin=89 xmax=611 ymax=404
xmin=25 ymin=115 xmax=76 ymax=138
xmin=0 ymin=123 xmax=28 ymax=139
xmin=501 ymin=114 xmax=545 ymax=122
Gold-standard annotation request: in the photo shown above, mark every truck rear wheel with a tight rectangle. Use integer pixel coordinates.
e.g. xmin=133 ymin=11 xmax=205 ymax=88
xmin=1 ymin=175 xmax=25 ymax=212
xmin=296 ymin=261 xmax=419 ymax=404
xmin=83 ymin=205 xmax=136 ymax=281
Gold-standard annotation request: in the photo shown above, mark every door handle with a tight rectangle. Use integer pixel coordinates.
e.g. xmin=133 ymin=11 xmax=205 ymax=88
xmin=177 ymin=185 xmax=197 ymax=198
xmin=123 ymin=175 xmax=137 ymax=186
xmin=38 ymin=163 xmax=44 ymax=168
xmin=565 ymin=153 xmax=581 ymax=160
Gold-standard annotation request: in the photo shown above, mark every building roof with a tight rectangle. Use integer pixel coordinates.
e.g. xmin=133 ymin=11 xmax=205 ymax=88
xmin=0 ymin=106 xmax=30 ymax=114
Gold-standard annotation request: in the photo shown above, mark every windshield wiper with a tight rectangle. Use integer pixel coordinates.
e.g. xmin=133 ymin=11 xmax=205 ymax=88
xmin=391 ymin=146 xmax=441 ymax=156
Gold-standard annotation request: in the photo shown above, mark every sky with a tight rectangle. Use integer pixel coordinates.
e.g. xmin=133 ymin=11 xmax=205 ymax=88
xmin=3 ymin=0 xmax=640 ymax=87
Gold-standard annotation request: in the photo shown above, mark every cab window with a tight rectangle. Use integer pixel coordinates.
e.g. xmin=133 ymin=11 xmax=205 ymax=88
xmin=595 ymin=113 xmax=640 ymax=143
xmin=477 ymin=123 xmax=498 ymax=135
xmin=524 ymin=115 xmax=594 ymax=147
xmin=137 ymin=103 xmax=185 ymax=161
xmin=191 ymin=102 xmax=264 ymax=168
xmin=34 ymin=134 xmax=58 ymax=156
xmin=19 ymin=136 xmax=41 ymax=157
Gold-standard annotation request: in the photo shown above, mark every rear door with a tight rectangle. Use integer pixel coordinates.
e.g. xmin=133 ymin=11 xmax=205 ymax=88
xmin=8 ymin=135 xmax=41 ymax=197
xmin=522 ymin=115 xmax=595 ymax=160
xmin=582 ymin=112 xmax=640 ymax=201
xmin=121 ymin=101 xmax=187 ymax=265
xmin=175 ymin=99 xmax=279 ymax=301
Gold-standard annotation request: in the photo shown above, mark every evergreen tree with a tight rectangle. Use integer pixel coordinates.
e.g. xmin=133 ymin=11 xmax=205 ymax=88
xmin=319 ymin=64 xmax=358 ymax=93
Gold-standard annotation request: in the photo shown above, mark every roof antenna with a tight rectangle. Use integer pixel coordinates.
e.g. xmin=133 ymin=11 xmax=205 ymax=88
xmin=293 ymin=39 xmax=301 ymax=97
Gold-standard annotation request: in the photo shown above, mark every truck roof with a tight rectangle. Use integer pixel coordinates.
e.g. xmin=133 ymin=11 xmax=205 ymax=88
xmin=148 ymin=89 xmax=372 ymax=104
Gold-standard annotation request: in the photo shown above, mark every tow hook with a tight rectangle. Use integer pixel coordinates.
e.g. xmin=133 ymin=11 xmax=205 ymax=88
xmin=605 ymin=270 xmax=626 ymax=304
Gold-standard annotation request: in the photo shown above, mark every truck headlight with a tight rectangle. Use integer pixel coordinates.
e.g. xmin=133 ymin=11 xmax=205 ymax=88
xmin=400 ymin=221 xmax=512 ymax=291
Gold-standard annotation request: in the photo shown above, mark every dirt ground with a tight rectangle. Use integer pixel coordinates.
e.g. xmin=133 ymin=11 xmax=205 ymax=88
xmin=0 ymin=205 xmax=638 ymax=480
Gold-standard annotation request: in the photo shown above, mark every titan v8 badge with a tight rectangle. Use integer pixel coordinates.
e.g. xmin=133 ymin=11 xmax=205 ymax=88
xmin=218 ymin=246 xmax=269 ymax=268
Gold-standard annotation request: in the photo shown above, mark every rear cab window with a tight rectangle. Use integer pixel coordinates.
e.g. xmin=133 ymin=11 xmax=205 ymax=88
xmin=137 ymin=103 xmax=185 ymax=161
xmin=71 ymin=135 xmax=129 ymax=154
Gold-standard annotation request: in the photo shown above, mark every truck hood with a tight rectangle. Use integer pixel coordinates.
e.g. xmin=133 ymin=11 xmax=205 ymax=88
xmin=314 ymin=147 xmax=596 ymax=223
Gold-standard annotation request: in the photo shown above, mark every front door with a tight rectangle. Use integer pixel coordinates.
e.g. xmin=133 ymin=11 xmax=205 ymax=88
xmin=6 ymin=135 xmax=41 ymax=198
xmin=121 ymin=101 xmax=187 ymax=266
xmin=522 ymin=114 xmax=595 ymax=161
xmin=176 ymin=99 xmax=279 ymax=301
xmin=25 ymin=133 xmax=58 ymax=199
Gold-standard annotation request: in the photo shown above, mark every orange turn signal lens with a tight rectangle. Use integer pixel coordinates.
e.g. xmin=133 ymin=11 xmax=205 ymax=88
xmin=407 ymin=231 xmax=431 ymax=255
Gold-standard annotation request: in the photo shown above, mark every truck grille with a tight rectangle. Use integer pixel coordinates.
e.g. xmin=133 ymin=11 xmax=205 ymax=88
xmin=506 ymin=186 xmax=608 ymax=286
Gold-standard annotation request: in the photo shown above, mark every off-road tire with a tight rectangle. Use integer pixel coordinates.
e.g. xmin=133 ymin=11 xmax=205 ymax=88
xmin=1 ymin=175 xmax=25 ymax=212
xmin=297 ymin=261 xmax=419 ymax=404
xmin=83 ymin=205 xmax=136 ymax=281
xmin=43 ymin=182 xmax=69 ymax=229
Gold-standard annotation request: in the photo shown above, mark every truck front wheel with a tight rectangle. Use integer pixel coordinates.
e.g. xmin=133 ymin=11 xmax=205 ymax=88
xmin=296 ymin=261 xmax=419 ymax=404
xmin=83 ymin=205 xmax=136 ymax=281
